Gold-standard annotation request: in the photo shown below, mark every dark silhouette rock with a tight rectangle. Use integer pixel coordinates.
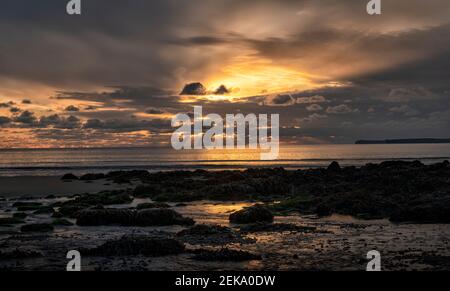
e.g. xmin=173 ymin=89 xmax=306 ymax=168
xmin=80 ymin=173 xmax=106 ymax=181
xmin=21 ymin=223 xmax=54 ymax=232
xmin=76 ymin=208 xmax=195 ymax=226
xmin=229 ymin=205 xmax=274 ymax=224
xmin=327 ymin=161 xmax=341 ymax=172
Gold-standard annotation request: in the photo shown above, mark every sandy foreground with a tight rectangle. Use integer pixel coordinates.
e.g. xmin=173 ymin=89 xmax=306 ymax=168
xmin=0 ymin=176 xmax=132 ymax=198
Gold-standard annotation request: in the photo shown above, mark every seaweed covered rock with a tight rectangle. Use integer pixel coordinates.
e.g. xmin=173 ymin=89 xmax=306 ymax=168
xmin=83 ymin=236 xmax=185 ymax=257
xmin=80 ymin=173 xmax=106 ymax=181
xmin=229 ymin=205 xmax=274 ymax=224
xmin=76 ymin=208 xmax=195 ymax=226
xmin=13 ymin=202 xmax=42 ymax=211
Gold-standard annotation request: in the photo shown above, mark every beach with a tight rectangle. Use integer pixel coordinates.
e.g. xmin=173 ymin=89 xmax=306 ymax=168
xmin=1 ymin=160 xmax=450 ymax=271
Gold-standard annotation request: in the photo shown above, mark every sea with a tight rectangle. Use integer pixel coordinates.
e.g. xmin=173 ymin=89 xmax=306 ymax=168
xmin=0 ymin=144 xmax=449 ymax=177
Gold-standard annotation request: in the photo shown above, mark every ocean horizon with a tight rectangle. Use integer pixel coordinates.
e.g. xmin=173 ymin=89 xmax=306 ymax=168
xmin=1 ymin=143 xmax=449 ymax=177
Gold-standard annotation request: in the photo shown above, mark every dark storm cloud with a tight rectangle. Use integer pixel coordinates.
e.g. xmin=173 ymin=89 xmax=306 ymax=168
xmin=0 ymin=0 xmax=450 ymax=145
xmin=64 ymin=105 xmax=80 ymax=112
xmin=13 ymin=111 xmax=37 ymax=125
xmin=0 ymin=116 xmax=11 ymax=125
xmin=55 ymin=86 xmax=181 ymax=110
xmin=39 ymin=114 xmax=81 ymax=129
xmin=180 ymin=83 xmax=208 ymax=96
xmin=83 ymin=118 xmax=171 ymax=133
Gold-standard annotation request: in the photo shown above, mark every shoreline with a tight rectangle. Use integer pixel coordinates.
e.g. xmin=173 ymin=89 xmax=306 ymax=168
xmin=0 ymin=160 xmax=449 ymax=271
xmin=0 ymin=176 xmax=133 ymax=198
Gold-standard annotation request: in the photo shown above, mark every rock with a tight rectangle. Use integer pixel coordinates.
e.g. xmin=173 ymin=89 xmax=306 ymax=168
xmin=13 ymin=202 xmax=42 ymax=211
xmin=83 ymin=236 xmax=185 ymax=257
xmin=52 ymin=219 xmax=74 ymax=226
xmin=191 ymin=248 xmax=261 ymax=261
xmin=33 ymin=207 xmax=55 ymax=214
xmin=390 ymin=204 xmax=450 ymax=224
xmin=0 ymin=217 xmax=23 ymax=225
xmin=327 ymin=161 xmax=342 ymax=172
xmin=229 ymin=204 xmax=274 ymax=224
xmin=70 ymin=191 xmax=133 ymax=206
xmin=315 ymin=204 xmax=333 ymax=217
xmin=13 ymin=212 xmax=27 ymax=219
xmin=80 ymin=173 xmax=106 ymax=181
xmin=177 ymin=224 xmax=255 ymax=245
xmin=239 ymin=223 xmax=317 ymax=233
xmin=59 ymin=204 xmax=87 ymax=217
xmin=0 ymin=249 xmax=43 ymax=259
xmin=136 ymin=202 xmax=171 ymax=210
xmin=21 ymin=223 xmax=54 ymax=232
xmin=177 ymin=224 xmax=231 ymax=236
xmin=61 ymin=173 xmax=78 ymax=180
xmin=76 ymin=208 xmax=195 ymax=226
xmin=51 ymin=211 xmax=64 ymax=218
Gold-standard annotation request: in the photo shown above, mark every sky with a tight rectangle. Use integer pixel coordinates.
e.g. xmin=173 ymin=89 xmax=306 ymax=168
xmin=0 ymin=0 xmax=449 ymax=148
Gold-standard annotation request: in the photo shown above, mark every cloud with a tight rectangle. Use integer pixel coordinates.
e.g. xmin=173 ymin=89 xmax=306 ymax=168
xmin=9 ymin=107 xmax=21 ymax=113
xmin=295 ymin=95 xmax=328 ymax=104
xmin=22 ymin=99 xmax=32 ymax=104
xmin=268 ymin=94 xmax=296 ymax=106
xmin=0 ymin=116 xmax=11 ymax=125
xmin=299 ymin=113 xmax=328 ymax=123
xmin=326 ymin=104 xmax=353 ymax=114
xmin=180 ymin=83 xmax=207 ymax=95
xmin=145 ymin=108 xmax=165 ymax=115
xmin=306 ymin=104 xmax=323 ymax=112
xmin=65 ymin=105 xmax=80 ymax=112
xmin=0 ymin=101 xmax=15 ymax=108
xmin=214 ymin=85 xmax=231 ymax=95
xmin=39 ymin=114 xmax=81 ymax=129
xmin=13 ymin=111 xmax=37 ymax=125
xmin=83 ymin=118 xmax=171 ymax=133
xmin=389 ymin=105 xmax=420 ymax=117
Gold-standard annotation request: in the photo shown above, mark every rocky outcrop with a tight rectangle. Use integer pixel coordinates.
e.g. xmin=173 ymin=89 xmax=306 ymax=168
xmin=229 ymin=205 xmax=274 ymax=224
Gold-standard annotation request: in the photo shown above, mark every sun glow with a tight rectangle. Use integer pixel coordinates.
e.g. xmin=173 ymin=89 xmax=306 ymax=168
xmin=205 ymin=56 xmax=322 ymax=99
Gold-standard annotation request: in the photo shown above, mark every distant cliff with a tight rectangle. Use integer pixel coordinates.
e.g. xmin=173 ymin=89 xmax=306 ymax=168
xmin=355 ymin=138 xmax=450 ymax=144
